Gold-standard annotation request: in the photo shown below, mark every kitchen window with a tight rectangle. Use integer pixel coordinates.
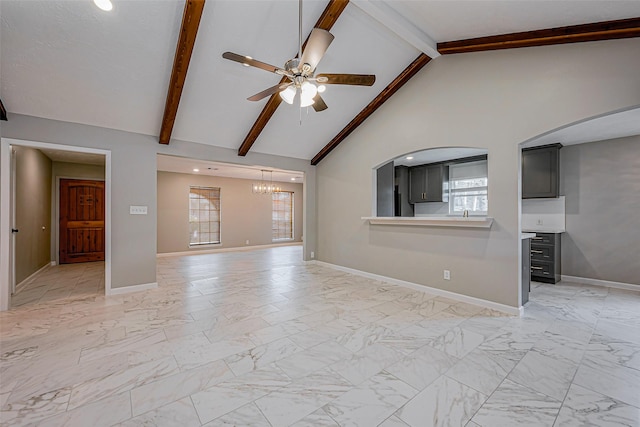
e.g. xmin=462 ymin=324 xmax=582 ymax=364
xmin=189 ymin=186 xmax=221 ymax=245
xmin=272 ymin=191 xmax=293 ymax=241
xmin=448 ymin=160 xmax=488 ymax=215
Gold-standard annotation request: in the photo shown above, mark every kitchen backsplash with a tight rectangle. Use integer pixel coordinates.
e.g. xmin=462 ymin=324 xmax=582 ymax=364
xmin=522 ymin=196 xmax=566 ymax=231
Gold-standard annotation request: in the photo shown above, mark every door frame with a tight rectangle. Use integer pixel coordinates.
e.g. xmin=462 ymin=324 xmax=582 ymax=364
xmin=0 ymin=138 xmax=112 ymax=311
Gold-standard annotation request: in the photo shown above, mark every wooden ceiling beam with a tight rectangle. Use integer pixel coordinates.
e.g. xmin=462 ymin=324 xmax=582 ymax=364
xmin=438 ymin=17 xmax=640 ymax=55
xmin=0 ymin=98 xmax=7 ymax=121
xmin=159 ymin=0 xmax=206 ymax=145
xmin=237 ymin=0 xmax=349 ymax=157
xmin=311 ymin=53 xmax=431 ymax=165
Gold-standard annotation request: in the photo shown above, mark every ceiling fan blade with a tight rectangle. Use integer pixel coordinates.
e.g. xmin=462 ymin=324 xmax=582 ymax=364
xmin=222 ymin=52 xmax=289 ymax=75
xmin=299 ymin=29 xmax=334 ymax=73
xmin=315 ymin=74 xmax=376 ymax=86
xmin=247 ymin=83 xmax=292 ymax=102
xmin=312 ymin=94 xmax=328 ymax=112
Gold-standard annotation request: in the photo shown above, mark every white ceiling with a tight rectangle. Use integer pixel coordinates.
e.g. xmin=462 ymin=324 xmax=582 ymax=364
xmin=39 ymin=148 xmax=106 ymax=166
xmin=522 ymin=107 xmax=640 ymax=148
xmin=2 ymin=1 xmax=640 ymax=160
xmin=157 ymin=154 xmax=304 ymax=183
xmin=394 ymin=147 xmax=487 ymax=167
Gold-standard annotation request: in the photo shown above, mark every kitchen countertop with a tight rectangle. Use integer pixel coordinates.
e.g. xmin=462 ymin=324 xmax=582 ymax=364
xmin=522 ymin=229 xmax=566 ymax=234
xmin=521 ymin=233 xmax=537 ymax=240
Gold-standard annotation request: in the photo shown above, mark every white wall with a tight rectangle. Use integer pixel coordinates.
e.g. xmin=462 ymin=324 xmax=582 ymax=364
xmin=561 ymin=136 xmax=640 ymax=285
xmin=316 ymin=39 xmax=640 ymax=308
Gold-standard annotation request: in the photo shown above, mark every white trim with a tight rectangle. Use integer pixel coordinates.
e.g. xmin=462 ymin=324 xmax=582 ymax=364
xmin=0 ymin=137 xmax=112 ymax=311
xmin=106 ymin=282 xmax=157 ymax=296
xmin=561 ymin=275 xmax=640 ymax=292
xmin=351 ymin=0 xmax=440 ymax=58
xmin=157 ymin=242 xmax=302 ymax=258
xmin=362 ymin=216 xmax=494 ymax=228
xmin=15 ymin=262 xmax=51 ymax=291
xmin=311 ymin=260 xmax=523 ymax=316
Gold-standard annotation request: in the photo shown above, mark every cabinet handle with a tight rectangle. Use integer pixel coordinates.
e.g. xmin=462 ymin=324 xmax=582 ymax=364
xmin=531 ymin=250 xmax=543 ymax=254
xmin=532 ymin=237 xmax=543 ymax=240
xmin=530 ymin=266 xmax=543 ymax=270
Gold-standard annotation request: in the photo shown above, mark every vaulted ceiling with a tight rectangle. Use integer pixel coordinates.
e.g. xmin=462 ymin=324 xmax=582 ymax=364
xmin=2 ymin=1 xmax=640 ymax=162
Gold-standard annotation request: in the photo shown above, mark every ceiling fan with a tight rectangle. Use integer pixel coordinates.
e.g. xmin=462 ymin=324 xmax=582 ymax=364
xmin=222 ymin=0 xmax=375 ymax=112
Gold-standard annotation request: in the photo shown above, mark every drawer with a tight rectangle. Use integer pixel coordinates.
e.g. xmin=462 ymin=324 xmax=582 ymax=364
xmin=530 ymin=260 xmax=554 ymax=278
xmin=530 ymin=245 xmax=554 ymax=261
xmin=531 ymin=233 xmax=554 ymax=245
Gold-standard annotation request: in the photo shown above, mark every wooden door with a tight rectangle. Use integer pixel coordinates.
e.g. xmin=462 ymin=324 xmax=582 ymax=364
xmin=59 ymin=179 xmax=105 ymax=264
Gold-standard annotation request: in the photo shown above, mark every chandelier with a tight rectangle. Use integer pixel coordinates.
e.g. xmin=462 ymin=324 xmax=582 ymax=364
xmin=252 ymin=170 xmax=282 ymax=194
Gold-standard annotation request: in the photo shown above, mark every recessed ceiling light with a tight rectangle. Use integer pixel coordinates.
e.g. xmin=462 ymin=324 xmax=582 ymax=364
xmin=406 ymin=156 xmax=414 ymax=160
xmin=193 ymin=168 xmax=200 ymax=172
xmin=291 ymin=177 xmax=296 ymax=181
xmin=93 ymin=0 xmax=113 ymax=12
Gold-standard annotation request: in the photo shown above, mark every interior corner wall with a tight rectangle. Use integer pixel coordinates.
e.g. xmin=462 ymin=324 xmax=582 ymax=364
xmin=315 ymin=38 xmax=640 ymax=308
xmin=50 ymin=161 xmax=105 ymax=264
xmin=561 ymin=135 xmax=640 ymax=286
xmin=14 ymin=146 xmax=52 ymax=284
xmin=157 ymin=171 xmax=303 ymax=253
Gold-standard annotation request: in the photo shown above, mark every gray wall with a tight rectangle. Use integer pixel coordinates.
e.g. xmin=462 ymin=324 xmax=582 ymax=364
xmin=157 ymin=171 xmax=303 ymax=253
xmin=561 ymin=135 xmax=640 ymax=285
xmin=1 ymin=115 xmax=316 ymax=293
xmin=316 ymin=39 xmax=640 ymax=308
xmin=14 ymin=146 xmax=52 ymax=284
xmin=50 ymin=161 xmax=105 ymax=264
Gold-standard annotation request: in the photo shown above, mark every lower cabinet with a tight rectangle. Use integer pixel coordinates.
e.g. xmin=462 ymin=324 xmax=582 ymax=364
xmin=530 ymin=233 xmax=561 ymax=284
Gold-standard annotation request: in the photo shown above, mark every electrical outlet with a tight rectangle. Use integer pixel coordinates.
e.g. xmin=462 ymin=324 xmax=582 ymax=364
xmin=311 ymin=252 xmax=315 ymax=259
xmin=444 ymin=270 xmax=451 ymax=280
xmin=536 ymin=219 xmax=544 ymax=226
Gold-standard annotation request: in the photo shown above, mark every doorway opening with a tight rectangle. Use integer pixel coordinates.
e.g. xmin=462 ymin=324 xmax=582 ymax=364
xmin=0 ymin=138 xmax=111 ymax=311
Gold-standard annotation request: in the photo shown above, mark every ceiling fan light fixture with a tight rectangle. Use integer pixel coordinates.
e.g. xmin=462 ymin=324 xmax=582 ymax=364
xmin=280 ymin=86 xmax=296 ymax=104
xmin=300 ymin=81 xmax=317 ymax=107
xmin=317 ymin=84 xmax=326 ymax=93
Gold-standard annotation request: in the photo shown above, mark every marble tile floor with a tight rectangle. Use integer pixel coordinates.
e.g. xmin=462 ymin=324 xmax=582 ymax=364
xmin=10 ymin=262 xmax=105 ymax=308
xmin=1 ymin=245 xmax=639 ymax=426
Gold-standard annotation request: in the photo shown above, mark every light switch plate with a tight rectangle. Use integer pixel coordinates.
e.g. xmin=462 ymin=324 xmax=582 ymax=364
xmin=130 ymin=205 xmax=148 ymax=215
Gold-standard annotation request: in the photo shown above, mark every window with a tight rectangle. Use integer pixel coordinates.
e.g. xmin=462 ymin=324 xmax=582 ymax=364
xmin=189 ymin=186 xmax=220 ymax=245
xmin=272 ymin=191 xmax=293 ymax=241
xmin=448 ymin=160 xmax=488 ymax=215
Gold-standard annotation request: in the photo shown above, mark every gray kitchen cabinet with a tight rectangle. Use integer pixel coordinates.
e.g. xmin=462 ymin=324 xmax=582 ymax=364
xmin=409 ymin=164 xmax=448 ymax=203
xmin=522 ymin=144 xmax=562 ymax=199
xmin=530 ymin=232 xmax=561 ymax=283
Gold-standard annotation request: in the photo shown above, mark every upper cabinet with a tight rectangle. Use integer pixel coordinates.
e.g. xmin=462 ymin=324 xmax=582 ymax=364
xmin=409 ymin=164 xmax=448 ymax=203
xmin=522 ymin=144 xmax=562 ymax=199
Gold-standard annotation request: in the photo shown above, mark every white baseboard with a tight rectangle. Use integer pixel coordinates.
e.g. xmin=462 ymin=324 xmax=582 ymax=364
xmin=50 ymin=261 xmax=57 ymax=266
xmin=16 ymin=262 xmax=52 ymax=291
xmin=561 ymin=275 xmax=639 ymax=292
xmin=106 ymin=282 xmax=158 ymax=296
xmin=310 ymin=260 xmax=522 ymax=316
xmin=157 ymin=242 xmax=302 ymax=258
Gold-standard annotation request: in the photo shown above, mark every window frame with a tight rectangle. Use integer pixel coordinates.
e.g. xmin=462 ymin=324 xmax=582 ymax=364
xmin=448 ymin=160 xmax=488 ymax=216
xmin=189 ymin=186 xmax=221 ymax=246
xmin=272 ymin=191 xmax=294 ymax=242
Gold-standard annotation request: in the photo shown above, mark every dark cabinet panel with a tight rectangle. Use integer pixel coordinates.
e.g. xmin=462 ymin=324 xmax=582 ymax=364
xmin=522 ymin=238 xmax=531 ymax=305
xmin=522 ymin=144 xmax=561 ymax=199
xmin=530 ymin=232 xmax=562 ymax=284
xmin=394 ymin=166 xmax=414 ymax=217
xmin=426 ymin=164 xmax=448 ymax=202
xmin=376 ymin=161 xmax=394 ymax=217
xmin=409 ymin=166 xmax=427 ymax=204
xmin=409 ymin=164 xmax=447 ymax=203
